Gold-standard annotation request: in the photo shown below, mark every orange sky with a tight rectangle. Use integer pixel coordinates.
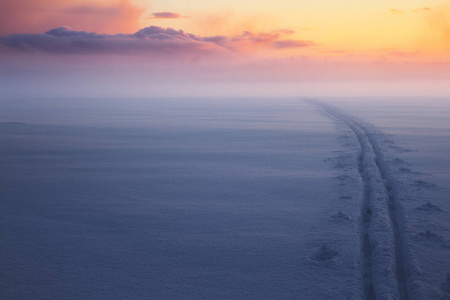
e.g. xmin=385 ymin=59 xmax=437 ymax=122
xmin=1 ymin=0 xmax=449 ymax=61
xmin=0 ymin=0 xmax=449 ymax=98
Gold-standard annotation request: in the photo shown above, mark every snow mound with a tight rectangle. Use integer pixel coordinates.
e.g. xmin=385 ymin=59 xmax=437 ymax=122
xmin=399 ymin=167 xmax=421 ymax=175
xmin=411 ymin=180 xmax=438 ymax=189
xmin=416 ymin=230 xmax=443 ymax=239
xmin=311 ymin=244 xmax=338 ymax=261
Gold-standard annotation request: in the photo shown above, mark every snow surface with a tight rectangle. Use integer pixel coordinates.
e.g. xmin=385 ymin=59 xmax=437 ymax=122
xmin=323 ymin=98 xmax=450 ymax=300
xmin=0 ymin=97 xmax=449 ymax=299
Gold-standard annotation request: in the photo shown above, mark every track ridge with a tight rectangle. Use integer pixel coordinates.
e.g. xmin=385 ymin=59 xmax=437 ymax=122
xmin=311 ymin=100 xmax=411 ymax=300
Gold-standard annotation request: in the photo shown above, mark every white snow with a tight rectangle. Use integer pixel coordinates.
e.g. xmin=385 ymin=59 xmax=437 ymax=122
xmin=0 ymin=97 xmax=449 ymax=299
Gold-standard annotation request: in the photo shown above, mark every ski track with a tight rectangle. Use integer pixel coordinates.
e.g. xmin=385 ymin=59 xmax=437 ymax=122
xmin=310 ymin=100 xmax=417 ymax=300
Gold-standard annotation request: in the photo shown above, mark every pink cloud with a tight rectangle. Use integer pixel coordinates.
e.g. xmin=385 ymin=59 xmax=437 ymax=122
xmin=149 ymin=12 xmax=189 ymax=19
xmin=272 ymin=39 xmax=316 ymax=49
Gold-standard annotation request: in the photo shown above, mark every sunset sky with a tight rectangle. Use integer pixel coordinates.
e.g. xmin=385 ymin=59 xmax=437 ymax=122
xmin=1 ymin=0 xmax=450 ymax=97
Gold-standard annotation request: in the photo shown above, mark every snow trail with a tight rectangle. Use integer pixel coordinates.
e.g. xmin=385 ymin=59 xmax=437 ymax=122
xmin=310 ymin=100 xmax=412 ymax=300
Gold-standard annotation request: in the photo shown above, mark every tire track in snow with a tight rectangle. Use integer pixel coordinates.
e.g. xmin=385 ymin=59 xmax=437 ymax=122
xmin=311 ymin=101 xmax=409 ymax=300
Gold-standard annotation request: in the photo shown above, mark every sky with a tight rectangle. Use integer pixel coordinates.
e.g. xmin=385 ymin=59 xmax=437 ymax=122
xmin=0 ymin=0 xmax=450 ymax=97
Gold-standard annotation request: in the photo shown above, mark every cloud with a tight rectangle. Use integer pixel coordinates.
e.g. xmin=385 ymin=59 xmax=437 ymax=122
xmin=272 ymin=39 xmax=315 ymax=49
xmin=272 ymin=29 xmax=295 ymax=35
xmin=0 ymin=26 xmax=315 ymax=56
xmin=0 ymin=26 xmax=217 ymax=55
xmin=231 ymin=31 xmax=281 ymax=44
xmin=203 ymin=36 xmax=229 ymax=45
xmin=224 ymin=29 xmax=314 ymax=51
xmin=149 ymin=12 xmax=189 ymax=19
xmin=227 ymin=30 xmax=313 ymax=49
xmin=133 ymin=26 xmax=201 ymax=41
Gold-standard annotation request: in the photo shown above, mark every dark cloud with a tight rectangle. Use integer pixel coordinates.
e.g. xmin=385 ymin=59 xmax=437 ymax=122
xmin=0 ymin=26 xmax=212 ymax=55
xmin=134 ymin=26 xmax=202 ymax=41
xmin=203 ymin=36 xmax=228 ymax=45
xmin=45 ymin=26 xmax=108 ymax=38
xmin=149 ymin=12 xmax=188 ymax=19
xmin=0 ymin=26 xmax=315 ymax=55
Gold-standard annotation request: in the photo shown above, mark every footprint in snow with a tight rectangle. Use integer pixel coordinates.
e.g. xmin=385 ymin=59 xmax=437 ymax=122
xmin=411 ymin=180 xmax=439 ymax=189
xmin=388 ymin=145 xmax=414 ymax=153
xmin=399 ymin=167 xmax=412 ymax=173
xmin=416 ymin=202 xmax=443 ymax=212
xmin=416 ymin=231 xmax=450 ymax=249
xmin=416 ymin=230 xmax=444 ymax=241
xmin=325 ymin=155 xmax=352 ymax=169
xmin=311 ymin=244 xmax=338 ymax=261
xmin=391 ymin=158 xmax=407 ymax=165
xmin=399 ymin=167 xmax=422 ymax=175
xmin=331 ymin=211 xmax=351 ymax=221
xmin=335 ymin=174 xmax=352 ymax=181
